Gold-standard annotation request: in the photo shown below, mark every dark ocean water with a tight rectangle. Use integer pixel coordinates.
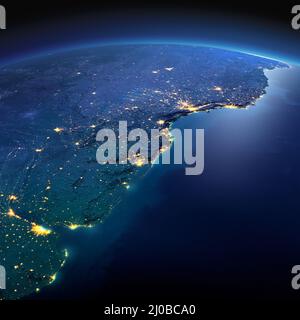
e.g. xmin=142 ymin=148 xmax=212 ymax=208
xmin=33 ymin=66 xmax=300 ymax=301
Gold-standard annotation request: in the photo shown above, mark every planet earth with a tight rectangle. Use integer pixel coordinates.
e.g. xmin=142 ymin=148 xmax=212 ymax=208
xmin=0 ymin=44 xmax=290 ymax=299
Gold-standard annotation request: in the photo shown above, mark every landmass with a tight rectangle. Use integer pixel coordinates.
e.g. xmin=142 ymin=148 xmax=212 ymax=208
xmin=0 ymin=44 xmax=288 ymax=299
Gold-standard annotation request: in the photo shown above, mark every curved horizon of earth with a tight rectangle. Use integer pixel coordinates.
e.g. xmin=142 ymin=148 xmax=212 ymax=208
xmin=0 ymin=44 xmax=288 ymax=299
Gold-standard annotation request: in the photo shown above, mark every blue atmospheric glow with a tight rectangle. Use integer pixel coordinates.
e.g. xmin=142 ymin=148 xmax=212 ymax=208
xmin=1 ymin=38 xmax=299 ymax=68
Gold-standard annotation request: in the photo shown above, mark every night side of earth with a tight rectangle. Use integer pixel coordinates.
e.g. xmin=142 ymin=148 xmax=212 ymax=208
xmin=0 ymin=44 xmax=287 ymax=299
